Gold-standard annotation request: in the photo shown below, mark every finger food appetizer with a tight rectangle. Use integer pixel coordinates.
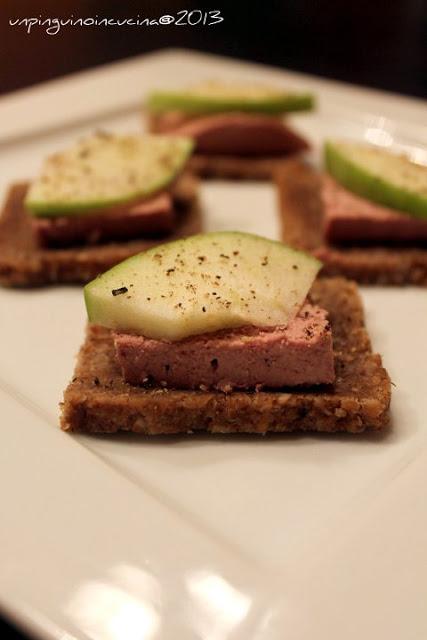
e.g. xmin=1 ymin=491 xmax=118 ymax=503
xmin=0 ymin=132 xmax=201 ymax=286
xmin=61 ymin=231 xmax=390 ymax=435
xmin=145 ymin=81 xmax=313 ymax=179
xmin=277 ymin=141 xmax=427 ymax=285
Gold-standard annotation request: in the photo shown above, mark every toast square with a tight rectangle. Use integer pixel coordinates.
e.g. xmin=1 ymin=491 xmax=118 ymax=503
xmin=0 ymin=179 xmax=202 ymax=287
xmin=60 ymin=278 xmax=391 ymax=435
xmin=276 ymin=160 xmax=427 ymax=285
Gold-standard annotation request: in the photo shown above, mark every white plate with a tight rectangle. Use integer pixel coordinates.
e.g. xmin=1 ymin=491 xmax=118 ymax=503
xmin=0 ymin=49 xmax=426 ymax=640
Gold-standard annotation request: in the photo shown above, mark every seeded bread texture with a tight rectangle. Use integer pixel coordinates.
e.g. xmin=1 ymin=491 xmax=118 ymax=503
xmin=276 ymin=160 xmax=427 ymax=285
xmin=60 ymin=278 xmax=391 ymax=435
xmin=0 ymin=173 xmax=201 ymax=287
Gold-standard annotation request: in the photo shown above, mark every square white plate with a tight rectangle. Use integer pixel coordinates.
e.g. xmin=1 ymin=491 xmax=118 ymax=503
xmin=0 ymin=49 xmax=426 ymax=640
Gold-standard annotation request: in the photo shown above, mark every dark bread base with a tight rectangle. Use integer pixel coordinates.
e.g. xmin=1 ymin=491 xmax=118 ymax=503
xmin=276 ymin=161 xmax=427 ymax=285
xmin=60 ymin=278 xmax=391 ymax=435
xmin=0 ymin=182 xmax=202 ymax=287
xmin=188 ymin=154 xmax=298 ymax=180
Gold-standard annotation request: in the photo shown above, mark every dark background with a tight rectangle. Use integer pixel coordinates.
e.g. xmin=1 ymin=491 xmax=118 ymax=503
xmin=0 ymin=0 xmax=426 ymax=638
xmin=1 ymin=0 xmax=427 ymax=98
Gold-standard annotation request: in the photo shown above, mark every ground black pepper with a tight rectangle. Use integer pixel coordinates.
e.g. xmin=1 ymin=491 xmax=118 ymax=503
xmin=112 ymin=286 xmax=128 ymax=296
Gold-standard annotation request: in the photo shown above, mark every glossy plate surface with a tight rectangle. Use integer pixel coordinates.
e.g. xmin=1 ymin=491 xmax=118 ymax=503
xmin=0 ymin=49 xmax=426 ymax=640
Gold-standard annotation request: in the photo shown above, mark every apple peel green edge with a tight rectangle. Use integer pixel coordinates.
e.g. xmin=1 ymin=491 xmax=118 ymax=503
xmin=325 ymin=141 xmax=427 ymax=220
xmin=146 ymin=91 xmax=315 ymax=115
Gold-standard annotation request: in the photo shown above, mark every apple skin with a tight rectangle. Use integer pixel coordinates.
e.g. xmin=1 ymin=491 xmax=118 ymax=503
xmin=147 ymin=90 xmax=314 ymax=115
xmin=325 ymin=140 xmax=427 ymax=219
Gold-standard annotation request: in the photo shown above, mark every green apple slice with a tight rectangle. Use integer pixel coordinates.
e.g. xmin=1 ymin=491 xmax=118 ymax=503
xmin=25 ymin=133 xmax=194 ymax=217
xmin=147 ymin=81 xmax=314 ymax=115
xmin=325 ymin=140 xmax=427 ymax=219
xmin=84 ymin=231 xmax=321 ymax=341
